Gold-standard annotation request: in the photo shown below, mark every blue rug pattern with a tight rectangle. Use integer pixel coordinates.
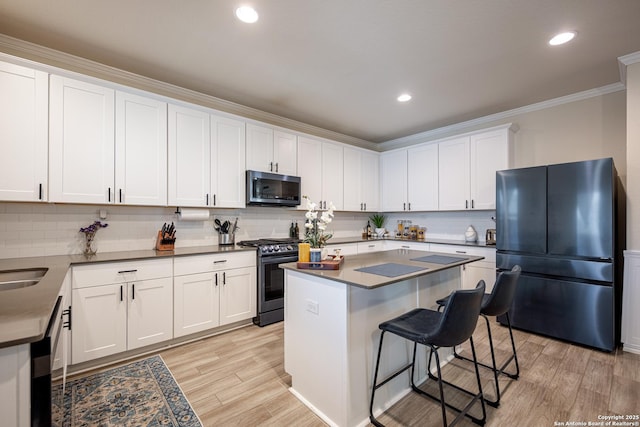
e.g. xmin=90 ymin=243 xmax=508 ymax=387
xmin=53 ymin=355 xmax=201 ymax=427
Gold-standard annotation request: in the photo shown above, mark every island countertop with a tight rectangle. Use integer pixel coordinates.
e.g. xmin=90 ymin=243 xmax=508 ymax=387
xmin=280 ymin=249 xmax=483 ymax=289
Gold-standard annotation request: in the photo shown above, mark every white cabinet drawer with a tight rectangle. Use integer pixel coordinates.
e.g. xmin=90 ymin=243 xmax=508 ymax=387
xmin=358 ymin=241 xmax=385 ymax=253
xmin=325 ymin=243 xmax=358 ymax=256
xmin=72 ymin=258 xmax=173 ymax=288
xmin=174 ymin=251 xmax=256 ymax=276
xmin=429 ymin=244 xmax=496 ymax=262
xmin=385 ymin=241 xmax=431 ymax=251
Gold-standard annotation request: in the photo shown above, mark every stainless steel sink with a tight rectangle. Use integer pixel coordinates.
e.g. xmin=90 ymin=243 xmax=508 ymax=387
xmin=0 ymin=268 xmax=48 ymax=290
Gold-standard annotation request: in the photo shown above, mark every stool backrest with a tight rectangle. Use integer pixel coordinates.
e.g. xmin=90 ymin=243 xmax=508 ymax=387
xmin=429 ymin=280 xmax=485 ymax=348
xmin=482 ymin=265 xmax=521 ymax=317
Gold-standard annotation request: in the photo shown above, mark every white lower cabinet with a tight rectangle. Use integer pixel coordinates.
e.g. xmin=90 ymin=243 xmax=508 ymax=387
xmin=173 ymin=252 xmax=256 ymax=338
xmin=622 ymin=250 xmax=640 ymax=354
xmin=385 ymin=241 xmax=430 ymax=252
xmin=325 ymin=242 xmax=359 ymax=256
xmin=71 ymin=259 xmax=173 ymax=364
xmin=430 ymin=244 xmax=496 ymax=291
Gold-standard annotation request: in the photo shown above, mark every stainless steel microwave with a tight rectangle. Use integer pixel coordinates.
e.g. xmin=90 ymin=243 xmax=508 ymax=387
xmin=246 ymin=170 xmax=301 ymax=207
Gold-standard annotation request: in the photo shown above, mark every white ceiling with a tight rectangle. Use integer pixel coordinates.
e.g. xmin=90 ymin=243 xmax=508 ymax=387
xmin=0 ymin=0 xmax=639 ymax=143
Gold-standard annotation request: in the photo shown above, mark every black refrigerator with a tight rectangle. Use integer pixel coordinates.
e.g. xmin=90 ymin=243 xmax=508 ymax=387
xmin=496 ymin=158 xmax=624 ymax=351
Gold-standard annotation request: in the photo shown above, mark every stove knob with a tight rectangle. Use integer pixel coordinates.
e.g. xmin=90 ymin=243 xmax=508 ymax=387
xmin=261 ymin=247 xmax=269 ymax=253
xmin=269 ymin=245 xmax=276 ymax=252
xmin=286 ymin=245 xmax=293 ymax=251
xmin=274 ymin=245 xmax=280 ymax=252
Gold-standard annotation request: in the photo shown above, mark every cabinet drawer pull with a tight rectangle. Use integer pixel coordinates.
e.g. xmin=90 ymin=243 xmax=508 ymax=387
xmin=117 ymin=269 xmax=138 ymax=274
xmin=401 ymin=245 xmax=410 ymax=249
xmin=455 ymin=250 xmax=467 ymax=254
xmin=213 ymin=260 xmax=227 ymax=264
xmin=368 ymin=245 xmax=375 ymax=248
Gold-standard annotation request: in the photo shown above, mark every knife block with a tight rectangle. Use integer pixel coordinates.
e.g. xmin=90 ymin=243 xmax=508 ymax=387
xmin=155 ymin=230 xmax=175 ymax=251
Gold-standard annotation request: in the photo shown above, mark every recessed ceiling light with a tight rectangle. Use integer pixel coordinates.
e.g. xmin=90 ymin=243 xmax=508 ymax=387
xmin=397 ymin=94 xmax=412 ymax=102
xmin=549 ymin=31 xmax=576 ymax=46
xmin=235 ymin=6 xmax=258 ymax=23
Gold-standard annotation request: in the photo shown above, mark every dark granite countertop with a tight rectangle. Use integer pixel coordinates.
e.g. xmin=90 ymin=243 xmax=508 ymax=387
xmin=0 ymin=245 xmax=255 ymax=348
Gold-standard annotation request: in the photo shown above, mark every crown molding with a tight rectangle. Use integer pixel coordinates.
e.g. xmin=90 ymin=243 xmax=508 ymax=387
xmin=379 ymin=83 xmax=625 ymax=151
xmin=618 ymin=51 xmax=640 ymax=86
xmin=0 ymin=33 xmax=377 ymax=151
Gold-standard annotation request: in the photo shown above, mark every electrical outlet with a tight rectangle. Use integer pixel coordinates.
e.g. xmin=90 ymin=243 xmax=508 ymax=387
xmin=305 ymin=299 xmax=319 ymax=315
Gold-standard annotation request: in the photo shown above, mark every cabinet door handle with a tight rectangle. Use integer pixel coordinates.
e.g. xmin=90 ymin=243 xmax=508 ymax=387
xmin=119 ymin=189 xmax=123 ymax=203
xmin=408 ymin=202 xmax=411 ymax=211
xmin=215 ymin=273 xmax=218 ymax=287
xmin=471 ymin=199 xmax=475 ymax=209
xmin=213 ymin=260 xmax=227 ymax=264
xmin=403 ymin=202 xmax=406 ymax=211
xmin=206 ymin=194 xmax=209 ymax=205
xmin=270 ymin=161 xmax=273 ymax=172
xmin=62 ymin=307 xmax=72 ymax=330
xmin=360 ymin=202 xmax=363 ymax=210
xmin=108 ymin=187 xmax=111 ymax=202
xmin=213 ymin=194 xmax=216 ymax=206
xmin=465 ymin=200 xmax=468 ymax=209
xmin=131 ymin=283 xmax=135 ymax=300
xmin=38 ymin=183 xmax=43 ymax=200
xmin=275 ymin=163 xmax=279 ymax=173
xmin=364 ymin=202 xmax=367 ymax=211
xmin=117 ymin=269 xmax=138 ymax=274
xmin=223 ymin=272 xmax=226 ymax=285
xmin=120 ymin=285 xmax=123 ymax=302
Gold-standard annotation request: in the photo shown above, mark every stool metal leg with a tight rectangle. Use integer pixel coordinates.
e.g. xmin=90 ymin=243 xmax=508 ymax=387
xmin=451 ymin=314 xmax=520 ymax=407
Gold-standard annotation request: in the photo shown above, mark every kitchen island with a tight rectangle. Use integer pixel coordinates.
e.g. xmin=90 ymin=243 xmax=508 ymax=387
xmin=281 ymin=249 xmax=483 ymax=427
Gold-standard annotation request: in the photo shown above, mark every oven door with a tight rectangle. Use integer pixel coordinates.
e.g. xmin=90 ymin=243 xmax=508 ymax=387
xmin=258 ymin=254 xmax=297 ymax=313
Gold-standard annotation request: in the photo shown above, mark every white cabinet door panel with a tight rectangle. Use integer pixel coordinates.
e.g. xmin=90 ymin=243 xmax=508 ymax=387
xmin=408 ymin=144 xmax=438 ymax=211
xmin=115 ymin=91 xmax=167 ymax=206
xmin=438 ymin=137 xmax=469 ymax=211
xmin=220 ymin=267 xmax=256 ymax=325
xmin=72 ymin=284 xmax=127 ymax=364
xmin=49 ymin=76 xmax=115 ymax=204
xmin=211 ymin=115 xmax=245 ymax=208
xmin=127 ymin=277 xmax=173 ymax=350
xmin=297 ymin=136 xmax=322 ymax=206
xmin=342 ymin=147 xmax=362 ymax=211
xmin=0 ymin=62 xmax=48 ymax=202
xmin=173 ymin=272 xmax=219 ymax=337
xmin=322 ymin=142 xmax=344 ymax=210
xmin=168 ymin=104 xmax=210 ymax=207
xmin=361 ymin=150 xmax=380 ymax=211
xmin=273 ymin=130 xmax=297 ymax=175
xmin=246 ymin=123 xmax=274 ymax=173
xmin=380 ymin=150 xmax=407 ymax=212
xmin=470 ymin=130 xmax=510 ymax=210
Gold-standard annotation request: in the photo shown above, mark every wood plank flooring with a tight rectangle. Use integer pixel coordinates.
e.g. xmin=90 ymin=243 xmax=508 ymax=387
xmin=155 ymin=319 xmax=640 ymax=426
xmin=69 ymin=319 xmax=640 ymax=426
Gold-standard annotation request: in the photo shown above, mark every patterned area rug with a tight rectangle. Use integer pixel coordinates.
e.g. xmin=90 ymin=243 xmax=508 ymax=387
xmin=53 ymin=355 xmax=202 ymax=427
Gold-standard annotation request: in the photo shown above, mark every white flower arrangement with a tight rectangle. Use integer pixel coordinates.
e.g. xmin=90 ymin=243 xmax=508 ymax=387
xmin=303 ymin=196 xmax=335 ymax=248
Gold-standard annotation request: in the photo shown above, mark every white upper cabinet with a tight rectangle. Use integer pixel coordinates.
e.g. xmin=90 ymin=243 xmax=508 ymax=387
xmin=49 ymin=75 xmax=115 ymax=204
xmin=381 ymin=144 xmax=438 ymax=212
xmin=273 ymin=130 xmax=298 ymax=176
xmin=296 ymin=136 xmax=344 ymax=210
xmin=115 ymin=91 xmax=167 ymax=206
xmin=168 ymin=103 xmax=246 ymax=208
xmin=246 ymin=124 xmax=297 ymax=175
xmin=211 ymin=115 xmax=246 ymax=208
xmin=380 ymin=149 xmax=408 ymax=212
xmin=322 ymin=142 xmax=344 ymax=210
xmin=297 ymin=135 xmax=323 ymax=205
xmin=0 ymin=61 xmax=48 ymax=202
xmin=407 ymin=144 xmax=439 ymax=211
xmin=343 ymin=146 xmax=379 ymax=211
xmin=438 ymin=136 xmax=470 ymax=210
xmin=438 ymin=125 xmax=514 ymax=211
xmin=168 ymin=104 xmax=211 ymax=207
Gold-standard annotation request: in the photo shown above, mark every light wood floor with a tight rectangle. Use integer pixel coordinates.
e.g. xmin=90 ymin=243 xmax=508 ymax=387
xmin=155 ymin=319 xmax=640 ymax=426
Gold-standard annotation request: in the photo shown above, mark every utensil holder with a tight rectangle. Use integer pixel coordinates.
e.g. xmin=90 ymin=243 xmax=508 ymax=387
xmin=219 ymin=233 xmax=233 ymax=246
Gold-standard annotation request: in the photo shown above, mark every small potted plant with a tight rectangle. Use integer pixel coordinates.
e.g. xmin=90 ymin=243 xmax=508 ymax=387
xmin=369 ymin=214 xmax=387 ymax=238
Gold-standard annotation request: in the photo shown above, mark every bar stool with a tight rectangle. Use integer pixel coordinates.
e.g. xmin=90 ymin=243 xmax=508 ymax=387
xmin=436 ymin=265 xmax=521 ymax=407
xmin=369 ymin=281 xmax=487 ymax=427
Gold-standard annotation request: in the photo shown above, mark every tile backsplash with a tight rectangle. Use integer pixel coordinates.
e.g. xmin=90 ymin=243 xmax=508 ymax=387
xmin=0 ymin=202 xmax=495 ymax=259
